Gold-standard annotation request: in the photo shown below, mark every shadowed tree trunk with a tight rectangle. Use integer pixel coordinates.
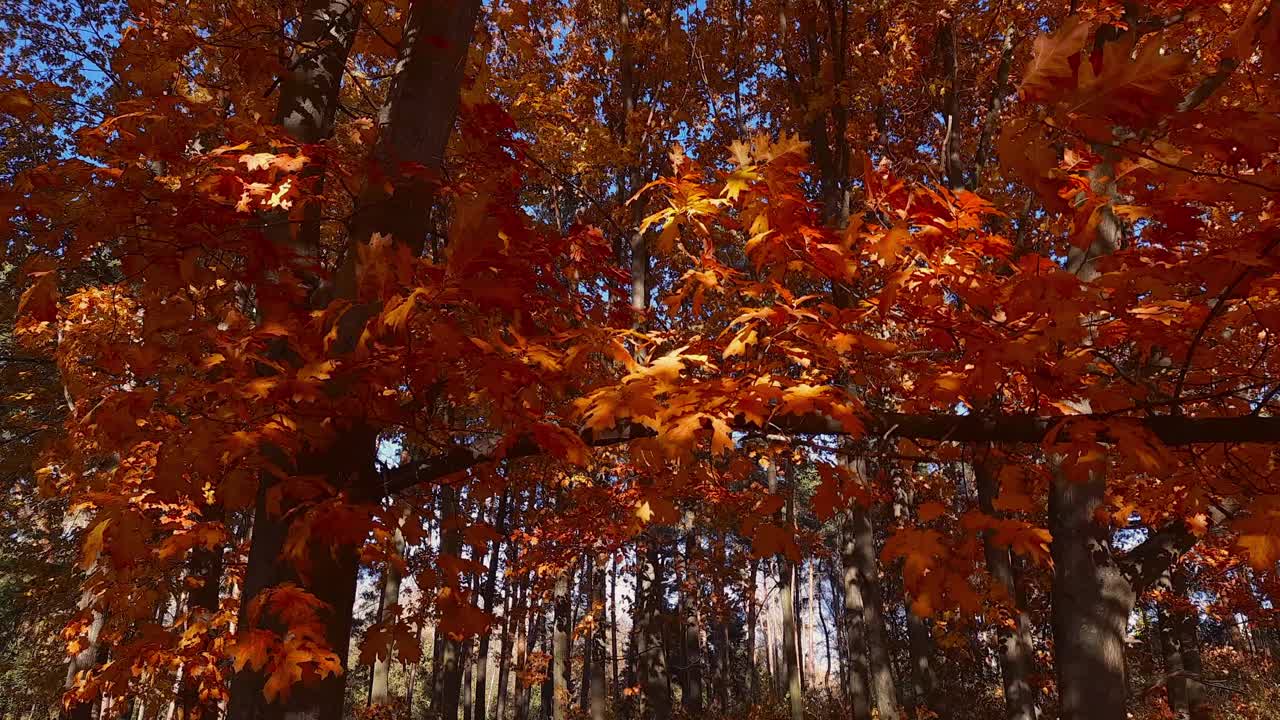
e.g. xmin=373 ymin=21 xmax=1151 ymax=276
xmin=514 ymin=591 xmax=533 ymax=720
xmin=850 ymin=501 xmax=900 ymax=720
xmin=178 ymin=538 xmax=223 ymax=720
xmin=973 ymin=451 xmax=1039 ymax=720
xmin=636 ymin=537 xmax=672 ymax=720
xmin=474 ymin=492 xmax=511 ymax=720
xmin=747 ymin=558 xmax=760 ymax=701
xmin=436 ymin=485 xmax=468 ymax=720
xmin=678 ymin=524 xmax=703 ymax=714
xmin=838 ymin=515 xmax=872 ymax=720
xmin=1171 ymin=569 xmax=1209 ymax=720
xmin=227 ymin=1 xmax=480 ymax=718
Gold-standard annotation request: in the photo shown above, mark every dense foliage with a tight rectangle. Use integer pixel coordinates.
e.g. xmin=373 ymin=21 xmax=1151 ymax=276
xmin=4 ymin=1 xmax=1280 ymax=720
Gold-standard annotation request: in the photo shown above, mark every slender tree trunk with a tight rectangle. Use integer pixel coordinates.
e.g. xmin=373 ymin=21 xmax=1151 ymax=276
xmin=538 ymin=609 xmax=552 ymax=720
xmin=610 ymin=557 xmax=620 ymax=706
xmin=1170 ymin=570 xmax=1209 ymax=720
xmin=762 ymin=587 xmax=774 ymax=694
xmin=769 ymin=464 xmax=803 ymax=720
xmin=973 ymin=452 xmax=1039 ymax=720
xmin=463 ymin=639 xmax=476 ymax=720
xmin=805 ymin=561 xmax=816 ymax=689
xmin=746 ymin=558 xmax=760 ymax=700
xmin=436 ymin=485 xmax=468 ymax=720
xmin=514 ymin=593 xmax=532 ymax=720
xmin=496 ymin=567 xmax=522 ymax=720
xmin=60 ymin=589 xmax=105 ymax=720
xmin=678 ymin=527 xmax=703 ymax=714
xmin=589 ymin=558 xmax=607 ymax=720
xmin=580 ymin=556 xmax=593 ymax=713
xmin=371 ymin=511 xmax=408 ymax=706
xmin=475 ymin=492 xmax=511 ymax=720
xmin=552 ymin=565 xmax=572 ymax=720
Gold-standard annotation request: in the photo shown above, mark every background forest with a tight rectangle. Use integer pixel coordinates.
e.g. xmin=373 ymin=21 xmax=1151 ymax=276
xmin=4 ymin=0 xmax=1280 ymax=719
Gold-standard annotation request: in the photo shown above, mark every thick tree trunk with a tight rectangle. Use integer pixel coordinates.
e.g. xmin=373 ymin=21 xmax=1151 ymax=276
xmin=973 ymin=454 xmax=1039 ymax=720
xmin=838 ymin=516 xmax=873 ymax=720
xmin=636 ymin=539 xmax=671 ymax=720
xmin=226 ymin=0 xmax=481 ymax=717
xmin=228 ymin=460 xmax=364 ymax=720
xmin=1049 ymin=468 xmax=1132 ymax=720
xmin=850 ymin=503 xmax=900 ymax=720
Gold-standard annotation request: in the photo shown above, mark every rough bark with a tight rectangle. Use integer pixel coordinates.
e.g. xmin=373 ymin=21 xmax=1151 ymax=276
xmin=1157 ymin=604 xmax=1190 ymax=719
xmin=769 ymin=464 xmax=803 ymax=720
xmin=850 ymin=503 xmax=900 ymax=720
xmin=1049 ymin=466 xmax=1132 ymax=720
xmin=636 ymin=538 xmax=671 ymax=720
xmin=973 ymin=452 xmax=1039 ymax=720
xmin=905 ymin=610 xmax=941 ymax=717
xmin=838 ymin=514 xmax=872 ymax=720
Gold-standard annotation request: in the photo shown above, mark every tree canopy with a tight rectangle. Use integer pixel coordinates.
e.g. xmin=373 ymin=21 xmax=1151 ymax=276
xmin=4 ymin=1 xmax=1280 ymax=720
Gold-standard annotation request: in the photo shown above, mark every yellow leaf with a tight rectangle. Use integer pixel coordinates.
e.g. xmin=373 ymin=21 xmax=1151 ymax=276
xmin=81 ymin=519 xmax=110 ymax=570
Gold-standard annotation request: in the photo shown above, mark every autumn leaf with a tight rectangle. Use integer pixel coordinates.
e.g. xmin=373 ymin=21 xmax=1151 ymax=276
xmin=1021 ymin=17 xmax=1090 ymax=101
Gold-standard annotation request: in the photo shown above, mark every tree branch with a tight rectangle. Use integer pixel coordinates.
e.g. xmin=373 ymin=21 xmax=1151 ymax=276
xmin=375 ymin=413 xmax=1280 ymax=498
